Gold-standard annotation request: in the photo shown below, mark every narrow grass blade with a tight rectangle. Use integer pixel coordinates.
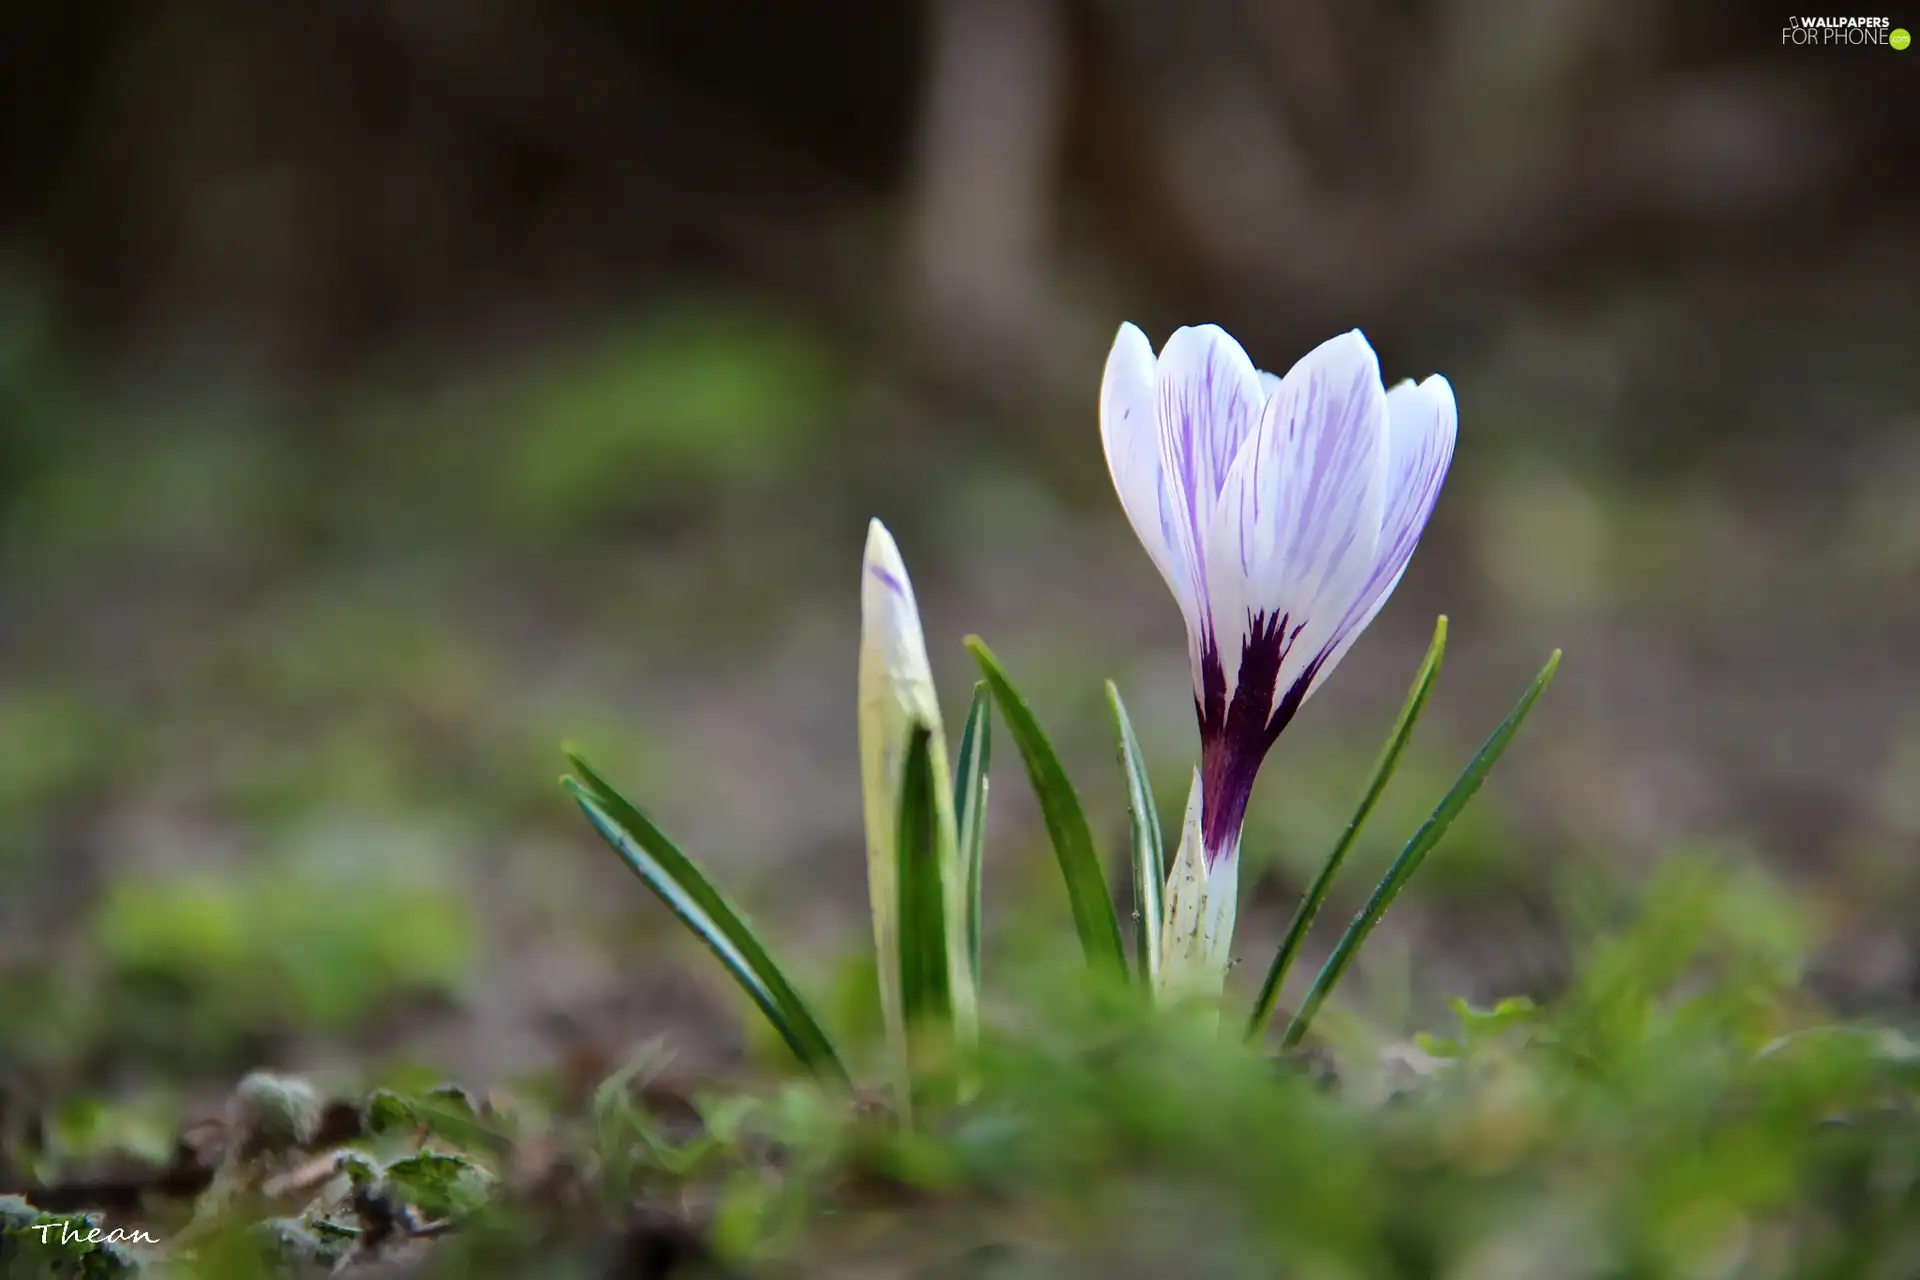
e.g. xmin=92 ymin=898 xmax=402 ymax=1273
xmin=953 ymin=683 xmax=992 ymax=986
xmin=1247 ymin=616 xmax=1448 ymax=1040
xmin=1106 ymin=681 xmax=1165 ymax=989
xmin=1280 ymin=649 xmax=1561 ymax=1051
xmin=897 ymin=723 xmax=953 ymax=1031
xmin=563 ymin=748 xmax=847 ymax=1082
xmin=965 ymin=637 xmax=1128 ymax=980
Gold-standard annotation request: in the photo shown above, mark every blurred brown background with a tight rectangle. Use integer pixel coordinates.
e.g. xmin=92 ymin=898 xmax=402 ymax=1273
xmin=1 ymin=0 xmax=1917 ymax=1099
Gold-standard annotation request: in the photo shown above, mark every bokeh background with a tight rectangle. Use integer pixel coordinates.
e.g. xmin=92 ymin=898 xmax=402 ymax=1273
xmin=1 ymin=0 xmax=1917 ymax=1111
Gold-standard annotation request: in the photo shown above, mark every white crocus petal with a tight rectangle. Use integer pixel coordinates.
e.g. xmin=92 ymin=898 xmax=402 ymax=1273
xmin=857 ymin=519 xmax=974 ymax=1067
xmin=1101 ymin=323 xmax=1188 ymax=608
xmin=1157 ymin=768 xmax=1207 ymax=995
xmin=1152 ymin=325 xmax=1267 ymax=645
xmin=1157 ymin=768 xmax=1234 ymax=1001
xmin=1382 ymin=376 xmax=1451 ymax=587
xmin=1257 ymin=369 xmax=1283 ymax=404
xmin=859 ymin=519 xmax=942 ymax=760
xmin=1199 ymin=839 xmax=1238 ymax=979
xmin=1206 ymin=329 xmax=1389 ymax=710
xmin=1379 ymin=375 xmax=1458 ymax=581
xmin=1306 ymin=374 xmax=1458 ymax=697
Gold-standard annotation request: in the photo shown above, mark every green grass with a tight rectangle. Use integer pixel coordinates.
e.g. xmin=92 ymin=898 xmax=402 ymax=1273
xmin=5 ymin=857 xmax=1917 ymax=1277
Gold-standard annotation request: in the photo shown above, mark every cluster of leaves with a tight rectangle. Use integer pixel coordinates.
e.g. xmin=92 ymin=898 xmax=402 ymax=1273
xmin=2 ymin=1071 xmax=513 ymax=1278
xmin=563 ymin=612 xmax=1559 ymax=1091
xmin=10 ymin=860 xmax=1920 ymax=1276
xmin=1 ymin=1197 xmax=143 ymax=1276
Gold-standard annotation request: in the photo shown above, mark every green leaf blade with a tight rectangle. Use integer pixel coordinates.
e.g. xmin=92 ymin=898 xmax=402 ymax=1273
xmin=1106 ymin=681 xmax=1165 ymax=989
xmin=965 ymin=637 xmax=1127 ymax=980
xmin=897 ymin=723 xmax=953 ymax=1032
xmin=563 ymin=750 xmax=848 ymax=1081
xmin=1280 ymin=648 xmax=1562 ymax=1051
xmin=1247 ymin=615 xmax=1448 ymax=1040
xmin=953 ymin=682 xmax=993 ymax=987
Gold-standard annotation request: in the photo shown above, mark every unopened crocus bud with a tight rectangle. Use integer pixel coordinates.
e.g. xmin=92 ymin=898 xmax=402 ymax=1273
xmin=858 ymin=520 xmax=974 ymax=1070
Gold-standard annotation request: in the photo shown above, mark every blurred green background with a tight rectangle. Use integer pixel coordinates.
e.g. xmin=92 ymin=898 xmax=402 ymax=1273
xmin=0 ymin=0 xmax=1917 ymax=1105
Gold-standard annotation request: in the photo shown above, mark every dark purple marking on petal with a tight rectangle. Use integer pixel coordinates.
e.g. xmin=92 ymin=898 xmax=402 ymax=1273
xmin=869 ymin=564 xmax=907 ymax=596
xmin=1194 ymin=611 xmax=1325 ymax=867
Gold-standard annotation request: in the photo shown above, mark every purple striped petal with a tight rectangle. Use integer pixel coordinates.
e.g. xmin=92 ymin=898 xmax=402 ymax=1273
xmin=1101 ymin=323 xmax=1194 ymax=612
xmin=1306 ymin=374 xmax=1456 ymax=697
xmin=1207 ymin=331 xmax=1387 ymax=705
xmin=1153 ymin=325 xmax=1265 ymax=644
xmin=1378 ymin=375 xmax=1457 ymax=593
xmin=1193 ymin=330 xmax=1390 ymax=862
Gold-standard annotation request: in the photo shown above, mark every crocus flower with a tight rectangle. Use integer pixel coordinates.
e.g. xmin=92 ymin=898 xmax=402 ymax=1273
xmin=1100 ymin=324 xmax=1456 ymax=994
xmin=858 ymin=520 xmax=976 ymax=1062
